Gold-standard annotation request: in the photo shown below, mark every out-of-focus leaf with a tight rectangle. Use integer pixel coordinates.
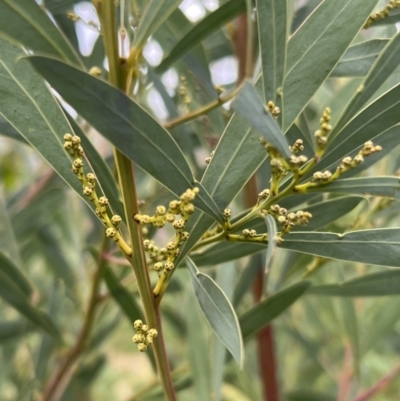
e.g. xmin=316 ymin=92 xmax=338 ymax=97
xmin=304 ymin=177 xmax=400 ymax=198
xmin=103 ymin=266 xmax=143 ymax=324
xmin=256 ymin=0 xmax=287 ymax=105
xmin=284 ymin=390 xmax=336 ymax=401
xmin=335 ymin=31 xmax=400 ymax=132
xmin=233 ymin=254 xmax=264 ymax=307
xmin=134 ymin=0 xmax=183 ymax=49
xmin=0 ymin=255 xmax=60 ymax=339
xmin=0 ymin=253 xmax=32 ymax=298
xmin=187 ymin=288 xmax=211 ymax=401
xmin=29 ymin=56 xmax=222 ymax=222
xmin=232 ymin=81 xmax=291 ymax=158
xmin=37 ymin=226 xmax=77 ymax=298
xmin=0 ymin=39 xmax=93 ymax=211
xmin=0 ymin=0 xmax=81 ymax=65
xmin=361 ymin=297 xmax=400 ymax=355
xmin=0 ymin=320 xmax=33 ymax=342
xmin=317 ymin=83 xmax=400 ymax=172
xmin=0 ymin=187 xmax=22 ymax=266
xmin=240 ymin=281 xmax=311 ymax=339
xmin=280 ymin=229 xmax=400 ymax=268
xmin=187 ymin=257 xmax=244 ymax=367
xmin=309 ymin=270 xmax=400 ymax=296
xmin=263 ymin=214 xmax=277 ymax=274
xmin=283 ymin=0 xmax=378 ymax=130
xmin=157 ymin=0 xmax=246 ymax=72
xmin=330 ymin=39 xmax=389 ymax=78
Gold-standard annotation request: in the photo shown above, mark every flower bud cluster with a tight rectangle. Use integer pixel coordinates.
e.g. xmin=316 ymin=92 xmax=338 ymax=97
xmin=268 ymin=204 xmax=312 ymax=234
xmin=179 ymin=76 xmax=191 ymax=108
xmin=364 ymin=0 xmax=400 ymax=28
xmin=132 ymin=320 xmax=158 ymax=352
xmin=135 ymin=188 xmax=199 ymax=278
xmin=265 ymin=100 xmax=280 ymax=119
xmin=63 ymin=134 xmax=132 ymax=255
xmin=314 ymin=108 xmax=331 ymax=151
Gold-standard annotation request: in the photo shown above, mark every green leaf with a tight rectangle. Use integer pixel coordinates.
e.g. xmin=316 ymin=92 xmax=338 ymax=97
xmin=0 ymin=115 xmax=27 ymax=143
xmin=330 ymin=39 xmax=389 ymax=78
xmin=317 ymin=83 xmax=400 ymax=173
xmin=103 ymin=266 xmax=144 ymax=324
xmin=134 ymin=0 xmax=183 ymax=49
xmin=308 ymin=270 xmax=400 ymax=296
xmin=279 ymin=229 xmax=400 ymax=268
xmin=213 ymin=264 xmax=236 ymax=401
xmin=186 ymin=288 xmax=211 ymax=401
xmin=0 ymin=256 xmax=60 ymax=339
xmin=187 ymin=257 xmax=244 ymax=367
xmin=283 ymin=0 xmax=378 ymax=130
xmin=285 ymin=390 xmax=335 ymax=401
xmin=232 ymin=81 xmax=291 ymax=158
xmin=305 ymin=177 xmax=400 ymax=198
xmin=263 ymin=214 xmax=277 ymax=274
xmin=0 ymin=0 xmax=81 ymax=66
xmin=0 ymin=39 xmax=93 ymax=211
xmin=0 ymin=252 xmax=32 ymax=298
xmin=29 ymin=55 xmax=222 ymax=222
xmin=44 ymin=0 xmax=77 ymax=14
xmin=240 ymin=281 xmax=311 ymax=339
xmin=334 ymin=31 xmax=400 ymax=132
xmin=256 ymin=0 xmax=287 ymax=104
xmin=157 ymin=0 xmax=246 ymax=72
xmin=0 ymin=320 xmax=33 ymax=342
xmin=361 ymin=298 xmax=400 ymax=355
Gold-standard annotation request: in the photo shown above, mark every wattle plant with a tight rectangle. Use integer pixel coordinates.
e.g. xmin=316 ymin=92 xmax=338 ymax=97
xmin=1 ymin=1 xmax=400 ymax=401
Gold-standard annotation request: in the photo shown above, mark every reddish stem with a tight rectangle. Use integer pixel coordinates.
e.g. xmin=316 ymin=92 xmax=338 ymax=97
xmin=337 ymin=343 xmax=353 ymax=401
xmin=353 ymin=363 xmax=400 ymax=401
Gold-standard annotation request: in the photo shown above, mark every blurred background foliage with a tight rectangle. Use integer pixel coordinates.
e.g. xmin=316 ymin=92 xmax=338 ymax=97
xmin=1 ymin=0 xmax=400 ymax=400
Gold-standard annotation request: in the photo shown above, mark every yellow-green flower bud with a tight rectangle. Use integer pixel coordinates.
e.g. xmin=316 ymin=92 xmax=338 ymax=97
xmin=134 ymin=319 xmax=143 ymax=330
xmin=154 ymin=262 xmax=163 ymax=271
xmin=138 ymin=343 xmax=147 ymax=352
xmin=132 ymin=334 xmax=141 ymax=343
xmin=156 ymin=205 xmax=166 ymax=215
xmin=181 ymin=232 xmax=190 ymax=241
xmin=111 ymin=215 xmax=122 ymax=227
xmin=146 ymin=335 xmax=153 ymax=345
xmin=106 ymin=227 xmax=117 ymax=238
xmin=98 ymin=196 xmax=108 ymax=206
xmin=166 ymin=242 xmax=175 ymax=251
xmin=166 ymin=213 xmax=175 ymax=223
xmin=64 ymin=133 xmax=73 ymax=141
xmin=64 ymin=141 xmax=73 ymax=150
xmin=173 ymin=219 xmax=185 ymax=230
xmin=143 ymin=239 xmax=151 ymax=248
xmin=182 ymin=203 xmax=195 ymax=214
xmin=164 ymin=261 xmax=174 ymax=271
xmin=71 ymin=135 xmax=81 ymax=145
xmin=73 ymin=158 xmax=83 ymax=168
xmin=223 ymin=209 xmax=231 ymax=219
xmin=148 ymin=328 xmax=158 ymax=338
xmin=141 ymin=325 xmax=149 ymax=333
xmin=169 ymin=200 xmax=180 ymax=210
xmin=83 ymin=186 xmax=93 ymax=196
xmin=87 ymin=173 xmax=96 ymax=182
xmin=89 ymin=66 xmax=102 ymax=77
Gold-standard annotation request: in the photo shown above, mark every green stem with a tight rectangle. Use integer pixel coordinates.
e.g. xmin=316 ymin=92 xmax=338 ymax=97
xmin=94 ymin=2 xmax=177 ymax=400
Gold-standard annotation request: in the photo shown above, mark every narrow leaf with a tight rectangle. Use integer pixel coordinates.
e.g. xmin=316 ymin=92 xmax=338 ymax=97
xmin=157 ymin=0 xmax=246 ymax=72
xmin=283 ymin=0 xmax=378 ymax=130
xmin=0 ymin=39 xmax=93 ymax=211
xmin=305 ymin=176 xmax=400 ymax=198
xmin=0 ymin=267 xmax=60 ymax=340
xmin=0 ymin=0 xmax=81 ymax=65
xmin=330 ymin=39 xmax=389 ymax=78
xmin=232 ymin=81 xmax=291 ymax=158
xmin=187 ymin=289 xmax=211 ymax=401
xmin=134 ymin=0 xmax=183 ymax=49
xmin=103 ymin=266 xmax=144 ymax=323
xmin=334 ymin=31 xmax=400 ymax=132
xmin=309 ymin=270 xmax=400 ymax=296
xmin=0 ymin=252 xmax=32 ymax=298
xmin=256 ymin=0 xmax=287 ymax=104
xmin=263 ymin=214 xmax=277 ymax=273
xmin=279 ymin=229 xmax=400 ymax=268
xmin=240 ymin=281 xmax=311 ymax=339
xmin=187 ymin=257 xmax=244 ymax=366
xmin=0 ymin=320 xmax=33 ymax=342
xmin=29 ymin=55 xmax=222 ymax=222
